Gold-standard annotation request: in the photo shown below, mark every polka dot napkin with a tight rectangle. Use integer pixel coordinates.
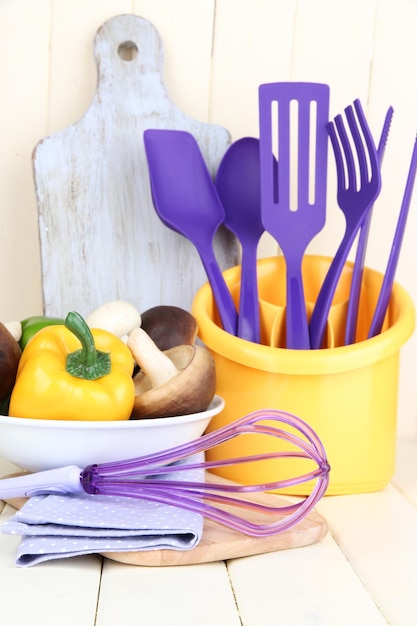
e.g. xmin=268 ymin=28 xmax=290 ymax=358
xmin=1 ymin=454 xmax=204 ymax=567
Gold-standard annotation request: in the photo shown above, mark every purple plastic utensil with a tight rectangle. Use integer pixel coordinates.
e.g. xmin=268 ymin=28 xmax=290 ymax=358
xmin=215 ymin=137 xmax=265 ymax=343
xmin=368 ymin=134 xmax=417 ymax=338
xmin=344 ymin=106 xmax=394 ymax=345
xmin=143 ymin=129 xmax=238 ymax=336
xmin=259 ymin=82 xmax=330 ymax=349
xmin=309 ymin=99 xmax=382 ymax=349
xmin=0 ymin=410 xmax=330 ymax=537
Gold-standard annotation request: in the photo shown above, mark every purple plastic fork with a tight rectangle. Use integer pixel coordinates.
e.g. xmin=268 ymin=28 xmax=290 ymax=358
xmin=368 ymin=134 xmax=417 ymax=337
xmin=344 ymin=106 xmax=394 ymax=345
xmin=309 ymin=99 xmax=382 ymax=349
xmin=0 ymin=410 xmax=330 ymax=537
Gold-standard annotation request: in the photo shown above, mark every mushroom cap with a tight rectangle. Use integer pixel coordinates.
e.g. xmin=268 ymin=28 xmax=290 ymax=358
xmin=131 ymin=343 xmax=216 ymax=419
xmin=86 ymin=300 xmax=142 ymax=338
xmin=140 ymin=306 xmax=198 ymax=351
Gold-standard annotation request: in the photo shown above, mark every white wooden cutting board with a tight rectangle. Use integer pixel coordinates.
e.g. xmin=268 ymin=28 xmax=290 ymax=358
xmin=33 ymin=14 xmax=239 ymax=318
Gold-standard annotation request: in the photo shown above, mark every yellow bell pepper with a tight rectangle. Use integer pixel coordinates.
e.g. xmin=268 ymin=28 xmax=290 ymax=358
xmin=9 ymin=311 xmax=135 ymax=421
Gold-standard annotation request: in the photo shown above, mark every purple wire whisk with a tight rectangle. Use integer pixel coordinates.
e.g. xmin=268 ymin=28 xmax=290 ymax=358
xmin=0 ymin=409 xmax=330 ymax=537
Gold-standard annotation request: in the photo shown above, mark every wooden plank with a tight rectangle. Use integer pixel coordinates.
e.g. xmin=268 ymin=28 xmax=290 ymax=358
xmin=392 ymin=440 xmax=417 ymax=507
xmin=0 ymin=503 xmax=103 ymax=626
xmin=211 ymin=0 xmax=297 ymax=140
xmin=316 ymin=484 xmax=417 ymax=625
xmin=1 ymin=456 xmax=103 ymax=626
xmin=96 ymin=560 xmax=241 ymax=626
xmin=210 ymin=0 xmax=298 ymax=259
xmin=225 ymin=445 xmax=417 ymax=626
xmin=47 ymin=0 xmax=134 ymax=133
xmin=0 ymin=0 xmax=50 ymax=320
xmin=48 ymin=0 xmax=217 ymax=134
xmin=291 ymin=0 xmax=378 ymax=107
xmin=0 ymin=457 xmax=20 ymax=478
xmin=289 ymin=0 xmax=379 ymax=261
xmin=227 ymin=534 xmax=386 ymax=625
xmin=365 ymin=0 xmax=417 ymax=278
xmin=365 ymin=0 xmax=417 ymax=440
xmin=132 ymin=0 xmax=216 ymax=123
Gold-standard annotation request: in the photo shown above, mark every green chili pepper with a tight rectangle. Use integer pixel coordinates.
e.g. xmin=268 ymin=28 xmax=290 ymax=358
xmin=20 ymin=315 xmax=65 ymax=349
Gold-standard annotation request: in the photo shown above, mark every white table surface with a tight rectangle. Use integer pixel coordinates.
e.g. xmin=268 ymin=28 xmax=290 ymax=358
xmin=1 ymin=439 xmax=416 ymax=626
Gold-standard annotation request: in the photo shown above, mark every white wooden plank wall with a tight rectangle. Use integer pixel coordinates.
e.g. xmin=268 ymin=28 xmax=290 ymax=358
xmin=0 ymin=0 xmax=417 ymax=438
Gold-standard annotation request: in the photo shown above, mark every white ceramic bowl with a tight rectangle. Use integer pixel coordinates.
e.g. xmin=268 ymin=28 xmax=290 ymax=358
xmin=0 ymin=395 xmax=225 ymax=472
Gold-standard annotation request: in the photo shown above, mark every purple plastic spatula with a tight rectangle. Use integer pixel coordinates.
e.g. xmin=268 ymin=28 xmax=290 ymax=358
xmin=0 ymin=410 xmax=330 ymax=537
xmin=309 ymin=99 xmax=382 ymax=349
xmin=368 ymin=133 xmax=417 ymax=338
xmin=344 ymin=106 xmax=394 ymax=345
xmin=215 ymin=137 xmax=265 ymax=343
xmin=144 ymin=129 xmax=238 ymax=336
xmin=259 ymin=82 xmax=330 ymax=349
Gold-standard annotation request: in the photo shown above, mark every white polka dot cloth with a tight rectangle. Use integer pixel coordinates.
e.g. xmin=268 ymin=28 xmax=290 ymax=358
xmin=2 ymin=454 xmax=204 ymax=567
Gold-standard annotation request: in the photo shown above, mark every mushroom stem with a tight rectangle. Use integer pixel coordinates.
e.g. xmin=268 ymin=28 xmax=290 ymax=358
xmin=127 ymin=327 xmax=179 ymax=388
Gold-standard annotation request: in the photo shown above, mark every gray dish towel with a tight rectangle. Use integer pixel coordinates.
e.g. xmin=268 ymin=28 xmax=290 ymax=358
xmin=1 ymin=454 xmax=204 ymax=567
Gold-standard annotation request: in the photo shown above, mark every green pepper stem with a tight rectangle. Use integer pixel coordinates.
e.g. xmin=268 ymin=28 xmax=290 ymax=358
xmin=65 ymin=311 xmax=111 ymax=380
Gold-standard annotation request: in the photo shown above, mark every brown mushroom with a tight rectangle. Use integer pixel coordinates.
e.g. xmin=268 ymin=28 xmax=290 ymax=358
xmin=140 ymin=305 xmax=198 ymax=351
xmin=127 ymin=327 xmax=216 ymax=419
xmin=0 ymin=322 xmax=22 ymax=405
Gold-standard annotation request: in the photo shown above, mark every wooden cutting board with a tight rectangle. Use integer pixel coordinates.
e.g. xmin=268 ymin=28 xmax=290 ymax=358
xmin=33 ymin=14 xmax=239 ymax=318
xmin=5 ymin=472 xmax=327 ymax=567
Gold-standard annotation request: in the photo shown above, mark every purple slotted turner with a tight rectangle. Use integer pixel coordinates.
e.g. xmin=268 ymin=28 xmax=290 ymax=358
xmin=259 ymin=82 xmax=330 ymax=349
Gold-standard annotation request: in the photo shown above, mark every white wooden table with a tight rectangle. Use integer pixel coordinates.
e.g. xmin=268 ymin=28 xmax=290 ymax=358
xmin=1 ymin=440 xmax=416 ymax=626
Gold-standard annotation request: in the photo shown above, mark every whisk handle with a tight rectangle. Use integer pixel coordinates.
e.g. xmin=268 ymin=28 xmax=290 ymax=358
xmin=0 ymin=465 xmax=84 ymax=499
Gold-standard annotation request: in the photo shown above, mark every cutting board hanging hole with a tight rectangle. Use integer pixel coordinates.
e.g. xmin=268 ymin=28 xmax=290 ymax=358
xmin=118 ymin=41 xmax=138 ymax=61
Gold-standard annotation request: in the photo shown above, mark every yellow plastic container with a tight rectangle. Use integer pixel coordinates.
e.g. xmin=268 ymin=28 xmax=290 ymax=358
xmin=191 ymin=255 xmax=415 ymax=495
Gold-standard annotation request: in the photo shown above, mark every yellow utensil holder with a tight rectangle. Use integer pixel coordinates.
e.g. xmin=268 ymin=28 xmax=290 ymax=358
xmin=191 ymin=255 xmax=415 ymax=495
